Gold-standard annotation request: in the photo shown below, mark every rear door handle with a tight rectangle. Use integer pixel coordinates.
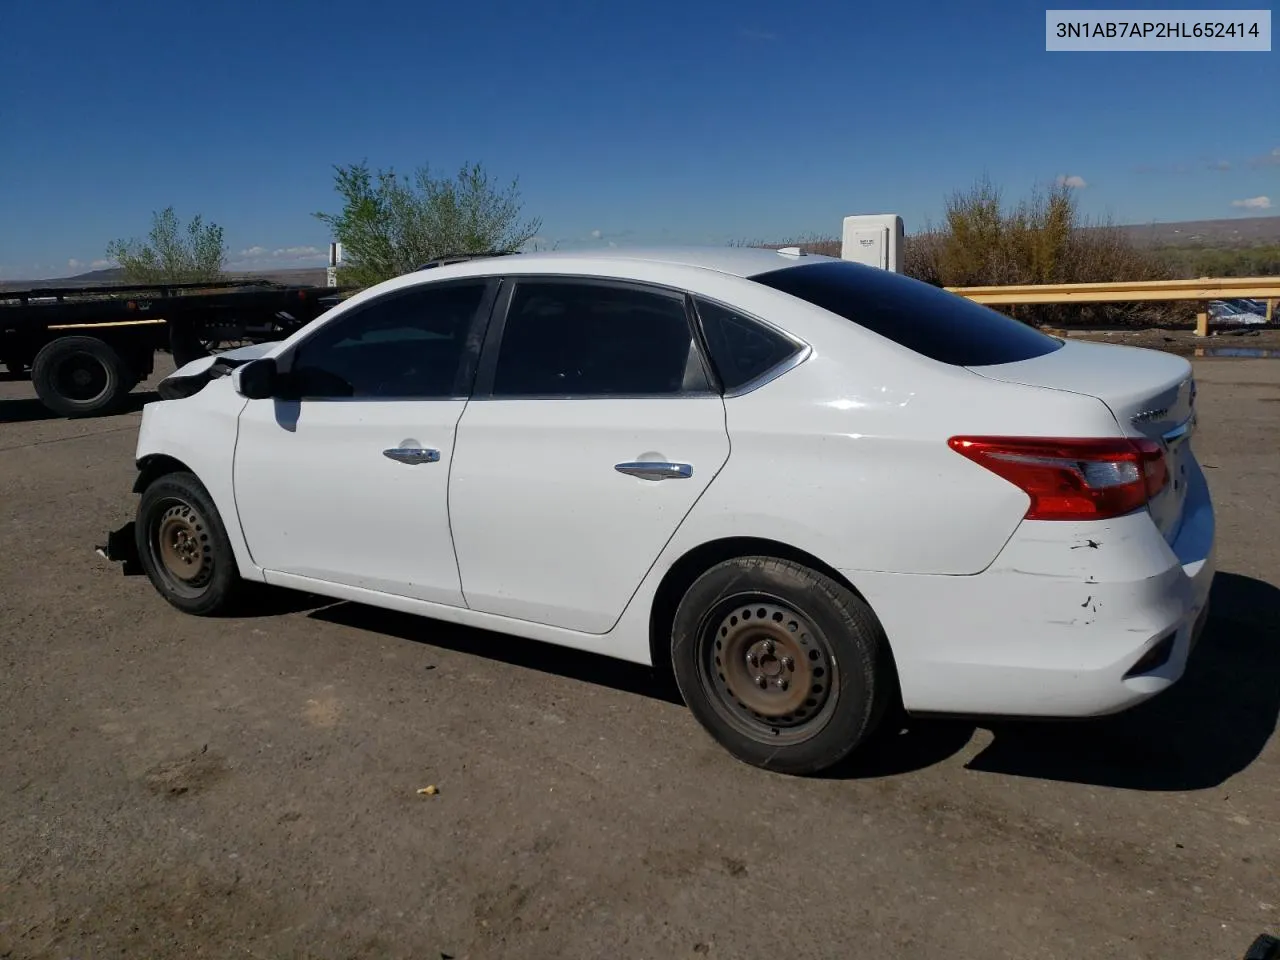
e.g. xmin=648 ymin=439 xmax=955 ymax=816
xmin=614 ymin=461 xmax=693 ymax=481
xmin=383 ymin=447 xmax=440 ymax=465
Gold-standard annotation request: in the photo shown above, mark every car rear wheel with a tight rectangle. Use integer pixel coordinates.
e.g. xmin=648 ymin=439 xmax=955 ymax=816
xmin=670 ymin=556 xmax=890 ymax=775
xmin=135 ymin=471 xmax=245 ymax=616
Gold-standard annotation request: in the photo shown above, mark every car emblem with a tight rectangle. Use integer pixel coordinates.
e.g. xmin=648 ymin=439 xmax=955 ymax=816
xmin=1131 ymin=407 xmax=1170 ymax=424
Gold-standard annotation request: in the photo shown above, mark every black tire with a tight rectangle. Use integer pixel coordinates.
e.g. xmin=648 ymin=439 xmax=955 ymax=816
xmin=135 ymin=471 xmax=245 ymax=616
xmin=670 ymin=556 xmax=890 ymax=776
xmin=31 ymin=336 xmax=137 ymax=417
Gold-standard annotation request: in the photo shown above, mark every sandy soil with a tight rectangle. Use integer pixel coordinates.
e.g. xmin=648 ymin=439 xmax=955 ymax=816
xmin=1 ymin=355 xmax=1277 ymax=959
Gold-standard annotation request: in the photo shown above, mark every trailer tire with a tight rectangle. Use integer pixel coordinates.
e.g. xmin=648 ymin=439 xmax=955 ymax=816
xmin=31 ymin=336 xmax=137 ymax=417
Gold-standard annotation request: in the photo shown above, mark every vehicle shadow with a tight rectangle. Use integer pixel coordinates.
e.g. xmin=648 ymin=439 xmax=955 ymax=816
xmin=296 ymin=571 xmax=1276 ymax=787
xmin=0 ymin=390 xmax=158 ymax=424
xmin=308 ymin=602 xmax=686 ymax=706
xmin=950 ymin=571 xmax=1277 ymax=790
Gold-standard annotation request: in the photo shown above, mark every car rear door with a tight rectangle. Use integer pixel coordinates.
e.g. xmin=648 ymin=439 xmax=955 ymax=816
xmin=232 ymin=278 xmax=497 ymax=605
xmin=447 ymin=276 xmax=731 ymax=634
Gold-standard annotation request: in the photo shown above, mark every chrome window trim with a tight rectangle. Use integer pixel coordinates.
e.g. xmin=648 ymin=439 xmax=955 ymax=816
xmin=720 ymin=342 xmax=813 ymax=398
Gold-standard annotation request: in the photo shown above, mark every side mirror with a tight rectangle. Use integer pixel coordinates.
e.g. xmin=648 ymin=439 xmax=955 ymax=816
xmin=236 ymin=358 xmax=279 ymax=400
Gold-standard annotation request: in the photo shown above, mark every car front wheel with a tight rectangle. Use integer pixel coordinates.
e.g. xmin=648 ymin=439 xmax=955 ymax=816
xmin=135 ymin=471 xmax=245 ymax=616
xmin=670 ymin=556 xmax=891 ymax=776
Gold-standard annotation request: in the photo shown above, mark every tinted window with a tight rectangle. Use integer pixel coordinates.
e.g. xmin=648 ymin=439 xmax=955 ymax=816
xmin=750 ymin=260 xmax=1063 ymax=366
xmin=492 ymin=281 xmax=710 ymax=397
xmin=289 ymin=282 xmax=487 ymax=398
xmin=695 ymin=298 xmax=801 ymax=391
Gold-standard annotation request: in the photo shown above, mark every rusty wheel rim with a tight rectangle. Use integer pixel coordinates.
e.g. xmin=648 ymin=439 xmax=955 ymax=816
xmin=151 ymin=500 xmax=213 ymax=594
xmin=697 ymin=596 xmax=839 ymax=744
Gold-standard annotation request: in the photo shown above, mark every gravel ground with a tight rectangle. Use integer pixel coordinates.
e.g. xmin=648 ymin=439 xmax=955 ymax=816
xmin=1 ymin=354 xmax=1277 ymax=960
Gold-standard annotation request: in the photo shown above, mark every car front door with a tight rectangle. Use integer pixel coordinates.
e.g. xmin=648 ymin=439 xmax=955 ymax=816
xmin=232 ymin=278 xmax=497 ymax=605
xmin=447 ymin=277 xmax=732 ymax=634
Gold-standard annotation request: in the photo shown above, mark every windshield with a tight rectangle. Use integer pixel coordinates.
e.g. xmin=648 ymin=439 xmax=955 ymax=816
xmin=749 ymin=260 xmax=1064 ymax=366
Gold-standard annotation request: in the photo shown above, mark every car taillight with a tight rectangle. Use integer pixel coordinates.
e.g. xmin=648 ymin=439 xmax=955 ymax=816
xmin=948 ymin=436 xmax=1169 ymax=521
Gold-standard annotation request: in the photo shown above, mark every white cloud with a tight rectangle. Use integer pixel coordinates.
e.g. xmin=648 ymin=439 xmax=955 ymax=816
xmin=1055 ymin=174 xmax=1088 ymax=189
xmin=230 ymin=244 xmax=328 ymax=268
xmin=67 ymin=258 xmax=84 ymax=271
xmin=91 ymin=259 xmax=112 ymax=269
xmin=590 ymin=229 xmax=603 ymax=240
xmin=1231 ymin=196 xmax=1272 ymax=210
xmin=1208 ymin=160 xmax=1231 ymax=171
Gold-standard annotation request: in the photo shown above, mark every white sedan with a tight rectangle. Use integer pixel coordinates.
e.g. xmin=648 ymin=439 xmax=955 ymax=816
xmin=118 ymin=247 xmax=1215 ymax=775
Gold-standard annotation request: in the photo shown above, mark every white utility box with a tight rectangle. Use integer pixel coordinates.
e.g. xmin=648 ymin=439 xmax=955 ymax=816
xmin=840 ymin=214 xmax=904 ymax=273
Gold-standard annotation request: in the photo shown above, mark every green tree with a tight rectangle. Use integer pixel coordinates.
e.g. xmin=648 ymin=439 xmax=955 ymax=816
xmin=105 ymin=206 xmax=227 ymax=284
xmin=314 ymin=160 xmax=542 ymax=288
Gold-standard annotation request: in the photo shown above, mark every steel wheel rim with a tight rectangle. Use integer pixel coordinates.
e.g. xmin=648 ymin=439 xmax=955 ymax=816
xmin=53 ymin=353 xmax=110 ymax=403
xmin=695 ymin=593 xmax=840 ymax=746
xmin=149 ymin=499 xmax=214 ymax=596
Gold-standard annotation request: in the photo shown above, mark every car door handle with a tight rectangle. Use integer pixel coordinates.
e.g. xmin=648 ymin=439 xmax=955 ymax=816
xmin=614 ymin=461 xmax=693 ymax=481
xmin=383 ymin=447 xmax=440 ymax=465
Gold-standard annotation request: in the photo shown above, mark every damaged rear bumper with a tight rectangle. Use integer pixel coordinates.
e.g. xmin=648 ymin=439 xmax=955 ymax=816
xmin=847 ymin=458 xmax=1216 ymax=719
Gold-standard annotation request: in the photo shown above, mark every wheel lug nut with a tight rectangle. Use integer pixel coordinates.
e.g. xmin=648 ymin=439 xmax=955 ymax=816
xmin=773 ymin=678 xmax=788 ymax=691
xmin=755 ymin=675 xmax=767 ymax=689
xmin=781 ymin=656 xmax=794 ymax=670
xmin=747 ymin=653 xmax=759 ymax=667
xmin=761 ymin=639 xmax=774 ymax=655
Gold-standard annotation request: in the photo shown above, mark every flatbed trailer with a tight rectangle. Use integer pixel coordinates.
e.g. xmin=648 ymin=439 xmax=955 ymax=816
xmin=0 ymin=280 xmax=346 ymax=417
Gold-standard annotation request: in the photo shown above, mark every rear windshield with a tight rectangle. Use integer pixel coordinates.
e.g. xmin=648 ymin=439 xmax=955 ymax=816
xmin=749 ymin=260 xmax=1063 ymax=366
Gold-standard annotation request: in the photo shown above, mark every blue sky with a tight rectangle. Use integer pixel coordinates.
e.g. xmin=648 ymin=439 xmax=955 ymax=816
xmin=1 ymin=0 xmax=1276 ymax=279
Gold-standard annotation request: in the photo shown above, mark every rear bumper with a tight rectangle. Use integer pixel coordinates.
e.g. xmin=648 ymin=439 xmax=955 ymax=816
xmin=851 ymin=457 xmax=1216 ymax=718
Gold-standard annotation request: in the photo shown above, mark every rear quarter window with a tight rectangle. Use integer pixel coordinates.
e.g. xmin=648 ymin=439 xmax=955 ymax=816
xmin=749 ymin=260 xmax=1063 ymax=367
xmin=694 ymin=297 xmax=802 ymax=392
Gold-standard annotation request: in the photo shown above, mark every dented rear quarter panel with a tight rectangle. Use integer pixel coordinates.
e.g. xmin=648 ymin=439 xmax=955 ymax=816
xmin=664 ymin=334 xmax=1127 ymax=578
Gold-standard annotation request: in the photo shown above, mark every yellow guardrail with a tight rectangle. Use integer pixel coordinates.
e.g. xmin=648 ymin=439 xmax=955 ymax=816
xmin=943 ymin=277 xmax=1279 ymax=335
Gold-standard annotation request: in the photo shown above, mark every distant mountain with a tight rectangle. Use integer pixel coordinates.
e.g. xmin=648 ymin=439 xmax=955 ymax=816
xmin=61 ymin=266 xmax=128 ymax=283
xmin=1117 ymin=215 xmax=1280 ymax=248
xmin=0 ymin=266 xmax=329 ymax=292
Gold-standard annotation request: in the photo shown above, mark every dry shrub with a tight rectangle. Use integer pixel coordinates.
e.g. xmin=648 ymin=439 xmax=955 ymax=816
xmin=750 ymin=177 xmax=1195 ymax=328
xmin=918 ymin=177 xmax=1190 ymax=327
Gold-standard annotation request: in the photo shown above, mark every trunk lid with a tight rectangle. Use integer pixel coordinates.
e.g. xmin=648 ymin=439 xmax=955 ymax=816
xmin=966 ymin=339 xmax=1197 ymax=543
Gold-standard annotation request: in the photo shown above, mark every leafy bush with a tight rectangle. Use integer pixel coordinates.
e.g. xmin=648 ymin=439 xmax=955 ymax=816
xmin=1154 ymin=244 xmax=1280 ymax=278
xmin=105 ymin=207 xmax=226 ymax=284
xmin=314 ymin=161 xmax=542 ymax=288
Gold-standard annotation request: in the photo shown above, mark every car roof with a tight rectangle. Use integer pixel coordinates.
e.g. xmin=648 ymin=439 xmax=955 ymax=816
xmin=417 ymin=245 xmax=840 ymax=281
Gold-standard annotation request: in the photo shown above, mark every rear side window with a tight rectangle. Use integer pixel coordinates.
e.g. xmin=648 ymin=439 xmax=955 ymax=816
xmin=491 ymin=280 xmax=711 ymax=397
xmin=749 ymin=260 xmax=1063 ymax=366
xmin=694 ymin=297 xmax=802 ymax=391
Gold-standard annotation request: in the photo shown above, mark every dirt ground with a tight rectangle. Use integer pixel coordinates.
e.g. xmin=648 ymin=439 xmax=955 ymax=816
xmin=1 ymin=353 xmax=1278 ymax=960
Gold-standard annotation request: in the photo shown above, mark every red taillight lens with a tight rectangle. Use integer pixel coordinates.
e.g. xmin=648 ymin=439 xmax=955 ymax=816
xmin=948 ymin=436 xmax=1169 ymax=521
